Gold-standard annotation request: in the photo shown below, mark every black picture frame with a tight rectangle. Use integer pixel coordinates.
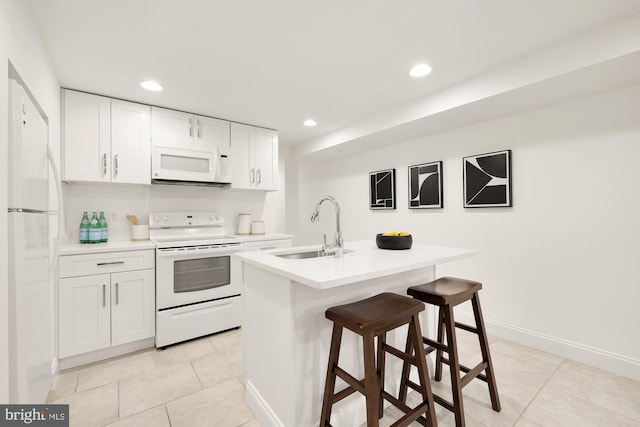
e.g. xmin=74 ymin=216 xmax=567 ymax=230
xmin=463 ymin=149 xmax=512 ymax=208
xmin=408 ymin=161 xmax=443 ymax=209
xmin=369 ymin=169 xmax=396 ymax=210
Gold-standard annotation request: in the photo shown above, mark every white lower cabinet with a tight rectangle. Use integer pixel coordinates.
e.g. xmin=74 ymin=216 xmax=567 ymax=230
xmin=58 ymin=250 xmax=155 ymax=358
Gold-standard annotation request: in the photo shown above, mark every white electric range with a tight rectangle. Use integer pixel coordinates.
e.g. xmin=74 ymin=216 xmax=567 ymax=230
xmin=149 ymin=212 xmax=243 ymax=348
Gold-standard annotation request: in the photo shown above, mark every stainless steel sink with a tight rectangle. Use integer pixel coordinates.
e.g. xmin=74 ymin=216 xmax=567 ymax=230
xmin=275 ymin=249 xmax=354 ymax=259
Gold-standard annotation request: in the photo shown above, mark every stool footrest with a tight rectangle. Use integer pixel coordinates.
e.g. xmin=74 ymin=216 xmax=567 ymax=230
xmin=381 ymin=391 xmax=430 ymax=427
xmin=439 ymin=357 xmax=490 ymax=386
xmin=432 ymin=393 xmax=455 ymax=413
xmin=461 ymin=362 xmax=489 ymax=388
xmin=405 ymin=379 xmax=421 ymax=394
xmin=334 ymin=366 xmax=365 ymax=396
xmin=423 ymin=337 xmax=447 ymax=352
xmin=454 ymin=321 xmax=478 ymax=334
xmin=332 ymin=385 xmax=358 ymax=405
xmin=383 ymin=342 xmax=414 ymax=364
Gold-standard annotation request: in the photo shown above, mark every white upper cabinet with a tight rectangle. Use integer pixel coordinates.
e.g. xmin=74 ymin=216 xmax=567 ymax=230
xmin=151 ymin=107 xmax=230 ymax=152
xmin=62 ymin=90 xmax=111 ymax=182
xmin=62 ymin=89 xmax=151 ymax=184
xmin=111 ymin=100 xmax=151 ymax=184
xmin=230 ymin=123 xmax=278 ymax=191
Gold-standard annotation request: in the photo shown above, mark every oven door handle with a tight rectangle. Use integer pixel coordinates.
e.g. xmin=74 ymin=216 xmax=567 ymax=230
xmin=156 ymin=247 xmax=241 ymax=259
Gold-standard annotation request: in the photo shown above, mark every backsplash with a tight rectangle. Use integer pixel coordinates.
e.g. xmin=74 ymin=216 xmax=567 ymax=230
xmin=62 ymin=182 xmax=282 ymax=242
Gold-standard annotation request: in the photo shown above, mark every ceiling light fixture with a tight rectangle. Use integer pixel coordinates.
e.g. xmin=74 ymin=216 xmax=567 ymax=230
xmin=409 ymin=64 xmax=432 ymax=78
xmin=140 ymin=81 xmax=163 ymax=91
xmin=303 ymin=119 xmax=317 ymax=127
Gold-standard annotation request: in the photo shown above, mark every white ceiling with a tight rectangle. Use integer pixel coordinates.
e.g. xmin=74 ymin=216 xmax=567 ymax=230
xmin=26 ymin=0 xmax=640 ymax=147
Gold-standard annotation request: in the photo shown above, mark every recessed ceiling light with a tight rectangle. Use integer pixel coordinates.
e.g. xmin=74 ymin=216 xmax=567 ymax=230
xmin=140 ymin=81 xmax=163 ymax=91
xmin=303 ymin=119 xmax=317 ymax=127
xmin=409 ymin=64 xmax=432 ymax=78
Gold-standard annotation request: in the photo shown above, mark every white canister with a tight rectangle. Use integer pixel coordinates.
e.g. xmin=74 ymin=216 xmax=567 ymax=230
xmin=237 ymin=213 xmax=251 ymax=235
xmin=250 ymin=221 xmax=265 ymax=235
xmin=131 ymin=224 xmax=149 ymax=241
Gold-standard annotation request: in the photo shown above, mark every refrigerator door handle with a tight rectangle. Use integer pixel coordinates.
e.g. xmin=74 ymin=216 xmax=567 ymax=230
xmin=47 ymin=145 xmax=65 ymax=276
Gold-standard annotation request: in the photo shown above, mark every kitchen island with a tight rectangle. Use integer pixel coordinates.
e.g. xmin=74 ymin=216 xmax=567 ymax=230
xmin=235 ymin=240 xmax=477 ymax=427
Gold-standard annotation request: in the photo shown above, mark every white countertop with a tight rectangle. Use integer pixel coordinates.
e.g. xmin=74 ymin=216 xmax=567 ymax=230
xmin=59 ymin=233 xmax=294 ymax=256
xmin=231 ymin=233 xmax=295 ymax=242
xmin=60 ymin=239 xmax=156 ymax=255
xmin=234 ymin=240 xmax=478 ymax=289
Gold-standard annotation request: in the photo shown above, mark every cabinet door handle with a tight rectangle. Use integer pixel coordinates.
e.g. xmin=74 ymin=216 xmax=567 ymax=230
xmin=250 ymin=168 xmax=255 ymax=183
xmin=188 ymin=117 xmax=193 ymax=138
xmin=113 ymin=154 xmax=119 ymax=178
xmin=102 ymin=284 xmax=106 ymax=307
xmin=197 ymin=119 xmax=202 ymax=138
xmin=102 ymin=153 xmax=107 ymax=176
xmin=115 ymin=283 xmax=119 ymax=305
xmin=97 ymin=261 xmax=125 ymax=266
xmin=256 ymin=169 xmax=261 ymax=184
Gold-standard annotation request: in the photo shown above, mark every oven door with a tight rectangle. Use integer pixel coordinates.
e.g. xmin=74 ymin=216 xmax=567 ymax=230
xmin=156 ymin=244 xmax=242 ymax=310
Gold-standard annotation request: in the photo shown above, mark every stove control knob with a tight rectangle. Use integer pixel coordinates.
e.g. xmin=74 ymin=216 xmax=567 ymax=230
xmin=215 ymin=215 xmax=222 ymax=221
xmin=153 ymin=216 xmax=161 ymax=222
xmin=162 ymin=216 xmax=169 ymax=222
xmin=209 ymin=215 xmax=215 ymax=221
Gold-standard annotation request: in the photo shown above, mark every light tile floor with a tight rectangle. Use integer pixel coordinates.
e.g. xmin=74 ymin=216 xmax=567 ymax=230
xmin=47 ymin=327 xmax=640 ymax=427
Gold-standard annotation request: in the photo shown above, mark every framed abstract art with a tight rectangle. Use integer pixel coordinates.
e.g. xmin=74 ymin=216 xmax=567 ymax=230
xmin=369 ymin=169 xmax=396 ymax=210
xmin=463 ymin=150 xmax=512 ymax=208
xmin=408 ymin=161 xmax=443 ymax=209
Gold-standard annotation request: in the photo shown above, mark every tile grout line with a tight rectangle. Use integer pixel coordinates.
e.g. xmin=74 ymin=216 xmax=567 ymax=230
xmin=542 ymin=372 xmax=640 ymax=423
xmin=513 ymin=357 xmax=565 ymax=424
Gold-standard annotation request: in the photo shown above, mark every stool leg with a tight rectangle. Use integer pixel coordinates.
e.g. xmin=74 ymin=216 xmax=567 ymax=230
xmin=363 ymin=332 xmax=380 ymax=427
xmin=444 ymin=305 xmax=465 ymax=427
xmin=320 ymin=323 xmax=343 ymax=427
xmin=397 ymin=325 xmax=413 ymax=403
xmin=410 ymin=313 xmax=438 ymax=427
xmin=377 ymin=332 xmax=386 ymax=419
xmin=471 ymin=293 xmax=501 ymax=412
xmin=434 ymin=306 xmax=446 ymax=381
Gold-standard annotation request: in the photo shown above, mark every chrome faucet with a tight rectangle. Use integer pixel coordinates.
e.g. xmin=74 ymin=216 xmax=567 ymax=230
xmin=311 ymin=195 xmax=344 ymax=257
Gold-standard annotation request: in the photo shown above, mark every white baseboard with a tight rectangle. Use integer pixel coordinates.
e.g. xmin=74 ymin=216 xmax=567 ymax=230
xmin=455 ymin=311 xmax=640 ymax=382
xmin=245 ymin=381 xmax=287 ymax=427
xmin=58 ymin=338 xmax=155 ymax=370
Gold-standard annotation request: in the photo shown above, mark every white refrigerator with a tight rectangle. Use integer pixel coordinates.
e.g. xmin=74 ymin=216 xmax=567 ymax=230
xmin=7 ymin=78 xmax=55 ymax=403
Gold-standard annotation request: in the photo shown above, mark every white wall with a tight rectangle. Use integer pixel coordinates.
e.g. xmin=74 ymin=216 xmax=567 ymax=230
xmin=292 ymin=85 xmax=640 ymax=380
xmin=0 ymin=0 xmax=61 ymax=402
xmin=63 ymin=181 xmax=285 ymax=241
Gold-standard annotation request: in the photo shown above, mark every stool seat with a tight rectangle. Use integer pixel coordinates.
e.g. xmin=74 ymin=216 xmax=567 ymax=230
xmin=320 ymin=292 xmax=437 ymax=427
xmin=407 ymin=277 xmax=482 ymax=306
xmin=326 ymin=292 xmax=425 ymax=334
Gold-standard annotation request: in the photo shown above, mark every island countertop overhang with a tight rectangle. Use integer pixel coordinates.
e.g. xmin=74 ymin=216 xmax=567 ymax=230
xmin=234 ymin=240 xmax=478 ymax=289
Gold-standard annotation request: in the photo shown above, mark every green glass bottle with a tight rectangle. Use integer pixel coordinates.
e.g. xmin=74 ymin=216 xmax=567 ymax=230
xmin=88 ymin=211 xmax=101 ymax=244
xmin=99 ymin=211 xmax=108 ymax=243
xmin=79 ymin=211 xmax=89 ymax=244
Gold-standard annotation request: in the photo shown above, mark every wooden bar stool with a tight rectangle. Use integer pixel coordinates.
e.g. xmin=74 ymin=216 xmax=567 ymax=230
xmin=320 ymin=292 xmax=438 ymax=427
xmin=400 ymin=277 xmax=501 ymax=427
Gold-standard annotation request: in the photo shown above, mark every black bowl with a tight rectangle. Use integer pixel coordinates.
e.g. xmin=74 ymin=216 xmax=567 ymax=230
xmin=376 ymin=233 xmax=413 ymax=250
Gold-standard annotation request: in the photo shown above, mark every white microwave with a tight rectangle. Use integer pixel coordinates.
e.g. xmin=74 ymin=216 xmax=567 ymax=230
xmin=152 ymin=146 xmax=231 ymax=187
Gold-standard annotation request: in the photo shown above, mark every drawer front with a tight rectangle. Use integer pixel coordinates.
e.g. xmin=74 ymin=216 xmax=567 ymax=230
xmin=59 ymin=250 xmax=155 ymax=278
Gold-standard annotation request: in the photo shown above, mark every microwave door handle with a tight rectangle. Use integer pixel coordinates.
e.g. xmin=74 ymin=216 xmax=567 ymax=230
xmin=212 ymin=147 xmax=219 ymax=180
